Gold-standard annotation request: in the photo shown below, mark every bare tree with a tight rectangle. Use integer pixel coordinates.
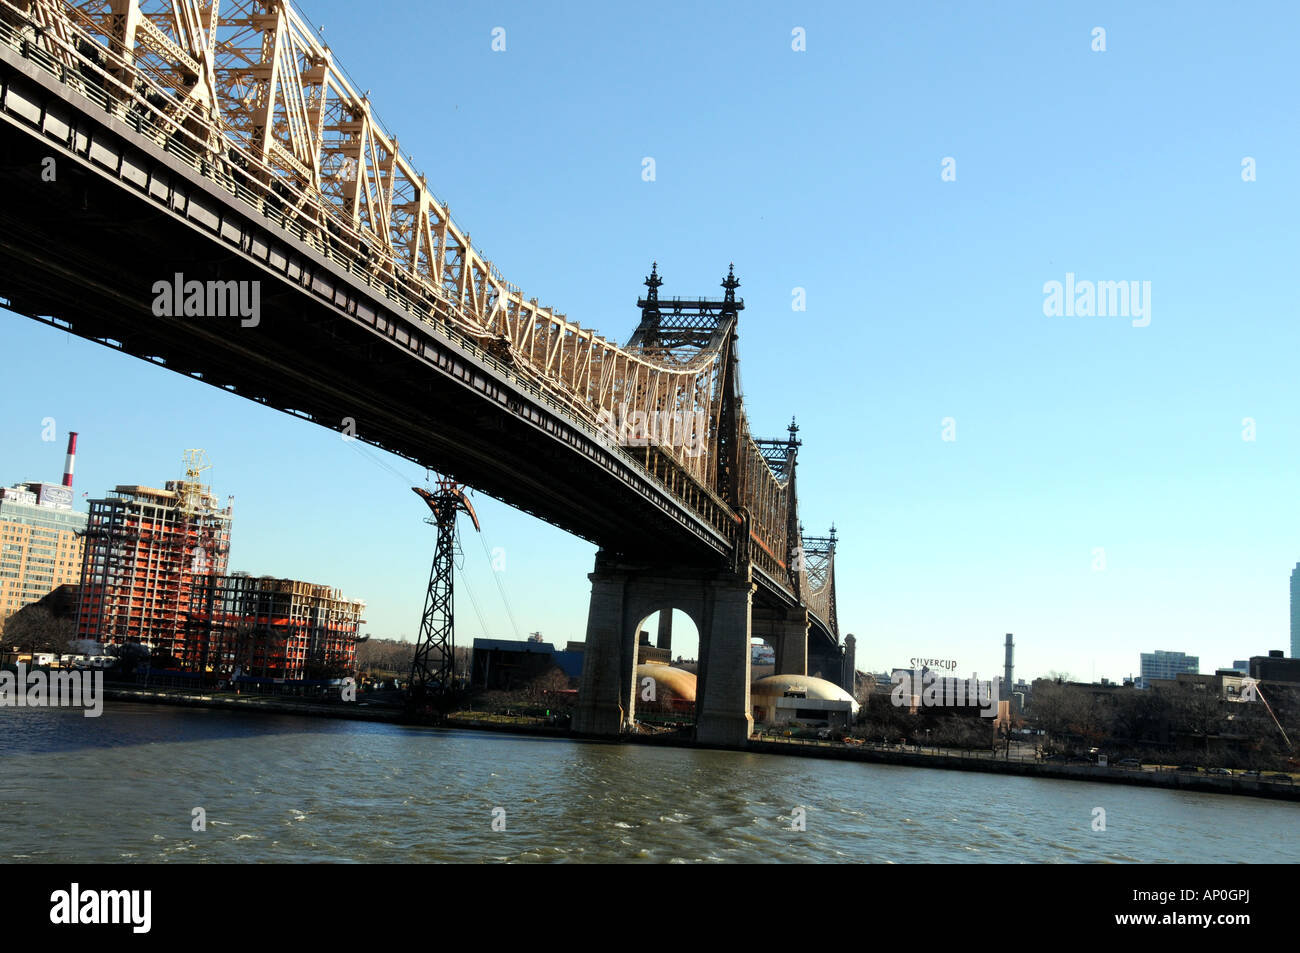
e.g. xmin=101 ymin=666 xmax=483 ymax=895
xmin=854 ymin=672 xmax=877 ymax=705
xmin=1111 ymin=690 xmax=1169 ymax=745
xmin=0 ymin=607 xmax=76 ymax=654
xmin=356 ymin=637 xmax=416 ymax=676
xmin=1170 ymin=686 xmax=1225 ymax=757
xmin=526 ymin=666 xmax=570 ymax=703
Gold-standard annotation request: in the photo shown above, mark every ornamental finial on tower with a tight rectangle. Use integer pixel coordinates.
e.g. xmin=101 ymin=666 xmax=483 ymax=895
xmin=644 ymin=261 xmax=663 ymax=302
xmin=722 ymin=263 xmax=740 ymax=303
xmin=788 ymin=416 xmax=800 ymax=443
xmin=829 ymin=524 xmax=837 ymax=548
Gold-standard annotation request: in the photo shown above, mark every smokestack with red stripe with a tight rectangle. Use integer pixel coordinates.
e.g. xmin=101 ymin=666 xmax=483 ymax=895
xmin=62 ymin=431 xmax=78 ymax=488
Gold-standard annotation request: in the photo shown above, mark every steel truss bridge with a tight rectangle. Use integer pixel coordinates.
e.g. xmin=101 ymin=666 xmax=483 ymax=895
xmin=0 ymin=0 xmax=847 ymax=743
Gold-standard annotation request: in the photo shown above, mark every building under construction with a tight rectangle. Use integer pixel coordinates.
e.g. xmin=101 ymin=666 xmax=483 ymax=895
xmin=190 ymin=573 xmax=363 ymax=680
xmin=75 ymin=450 xmax=363 ymax=680
xmin=75 ymin=451 xmax=233 ymax=660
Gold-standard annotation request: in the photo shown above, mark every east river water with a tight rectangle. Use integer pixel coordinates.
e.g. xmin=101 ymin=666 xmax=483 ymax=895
xmin=2 ymin=703 xmax=1297 ymax=863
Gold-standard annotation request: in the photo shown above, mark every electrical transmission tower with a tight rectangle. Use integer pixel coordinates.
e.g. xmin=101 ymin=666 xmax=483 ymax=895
xmin=408 ymin=479 xmax=480 ymax=712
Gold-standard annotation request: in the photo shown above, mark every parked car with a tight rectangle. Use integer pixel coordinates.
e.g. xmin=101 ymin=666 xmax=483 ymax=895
xmin=1116 ymin=758 xmax=1142 ymax=769
xmin=1206 ymin=767 xmax=1232 ymax=776
xmin=1176 ymin=764 xmax=1201 ymax=772
xmin=1265 ymin=773 xmax=1294 ymax=784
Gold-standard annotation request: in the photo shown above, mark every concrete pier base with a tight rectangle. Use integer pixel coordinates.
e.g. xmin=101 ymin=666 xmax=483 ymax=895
xmin=694 ymin=572 xmax=755 ymax=746
xmin=755 ymin=606 xmax=808 ymax=677
xmin=572 ymin=551 xmax=755 ymax=746
xmin=571 ymin=567 xmax=634 ymax=737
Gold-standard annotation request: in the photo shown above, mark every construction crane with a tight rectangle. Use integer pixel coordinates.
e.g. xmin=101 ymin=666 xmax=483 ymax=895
xmin=1249 ymin=680 xmax=1297 ymax=767
xmin=407 ymin=478 xmax=480 ymax=714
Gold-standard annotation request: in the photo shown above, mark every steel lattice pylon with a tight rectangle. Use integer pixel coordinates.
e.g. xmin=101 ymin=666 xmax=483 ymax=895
xmin=408 ymin=481 xmax=479 ymax=709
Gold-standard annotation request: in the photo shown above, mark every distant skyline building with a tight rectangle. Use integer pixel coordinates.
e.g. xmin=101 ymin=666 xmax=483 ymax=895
xmin=0 ymin=481 xmax=86 ymax=624
xmin=1139 ymin=650 xmax=1199 ymax=689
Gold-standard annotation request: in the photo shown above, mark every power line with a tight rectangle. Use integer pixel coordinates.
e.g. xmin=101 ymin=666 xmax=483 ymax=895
xmin=455 ymin=562 xmax=491 ymax=641
xmin=476 ymin=528 xmax=522 ymax=642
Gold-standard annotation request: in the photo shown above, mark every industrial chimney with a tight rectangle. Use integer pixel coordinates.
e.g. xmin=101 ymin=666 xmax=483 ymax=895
xmin=62 ymin=431 xmax=78 ymax=488
xmin=1003 ymin=632 xmax=1014 ymax=698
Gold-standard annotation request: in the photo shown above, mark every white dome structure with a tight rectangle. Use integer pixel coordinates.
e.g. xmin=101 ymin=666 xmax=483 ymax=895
xmin=751 ymin=674 xmax=858 ymax=727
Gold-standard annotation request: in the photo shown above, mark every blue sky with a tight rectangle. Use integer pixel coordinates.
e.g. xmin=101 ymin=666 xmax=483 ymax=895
xmin=3 ymin=0 xmax=1298 ymax=682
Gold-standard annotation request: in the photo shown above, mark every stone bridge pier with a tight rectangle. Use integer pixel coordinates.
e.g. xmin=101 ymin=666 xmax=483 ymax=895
xmin=753 ymin=605 xmax=809 ymax=676
xmin=572 ymin=551 xmax=754 ymax=747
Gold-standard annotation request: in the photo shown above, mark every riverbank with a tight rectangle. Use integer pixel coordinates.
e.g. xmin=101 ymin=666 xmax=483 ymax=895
xmin=104 ymin=688 xmax=1300 ymax=802
xmin=105 ymin=687 xmax=574 ymax=736
xmin=104 ymin=687 xmax=404 ymax=722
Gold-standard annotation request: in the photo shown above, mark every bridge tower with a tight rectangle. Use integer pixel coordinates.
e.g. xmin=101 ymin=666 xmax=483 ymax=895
xmin=751 ymin=419 xmax=809 ymax=678
xmin=573 ymin=266 xmax=786 ymax=747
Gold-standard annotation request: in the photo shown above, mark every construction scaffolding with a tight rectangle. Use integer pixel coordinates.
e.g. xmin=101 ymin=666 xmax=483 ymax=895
xmin=190 ymin=574 xmax=364 ymax=680
xmin=75 ymin=451 xmax=233 ymax=659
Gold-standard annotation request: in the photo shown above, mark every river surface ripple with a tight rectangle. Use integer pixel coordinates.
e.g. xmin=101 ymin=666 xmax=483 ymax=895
xmin=1 ymin=704 xmax=1295 ymax=863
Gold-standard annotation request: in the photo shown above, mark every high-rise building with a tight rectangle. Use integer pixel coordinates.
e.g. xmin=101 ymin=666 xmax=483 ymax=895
xmin=0 ymin=482 xmax=87 ymax=624
xmin=75 ymin=452 xmax=233 ymax=659
xmin=1292 ymin=563 xmax=1300 ymax=658
xmin=1138 ymin=650 xmax=1199 ymax=688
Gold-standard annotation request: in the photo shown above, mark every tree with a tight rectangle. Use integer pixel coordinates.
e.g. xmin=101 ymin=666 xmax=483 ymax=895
xmin=356 ymin=637 xmax=416 ymax=676
xmin=1111 ymin=689 xmax=1169 ymax=746
xmin=526 ymin=666 xmax=570 ymax=703
xmin=0 ymin=607 xmax=76 ymax=654
xmin=1029 ymin=679 xmax=1078 ymax=739
xmin=854 ymin=673 xmax=877 ymax=705
xmin=852 ymin=692 xmax=917 ymax=742
xmin=1169 ymin=685 xmax=1225 ymax=756
xmin=1071 ymin=693 xmax=1114 ymax=750
xmin=1029 ymin=680 xmax=1112 ymax=754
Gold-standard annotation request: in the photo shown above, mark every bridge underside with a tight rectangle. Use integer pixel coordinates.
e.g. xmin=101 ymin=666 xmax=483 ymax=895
xmin=0 ymin=46 xmax=740 ymax=569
